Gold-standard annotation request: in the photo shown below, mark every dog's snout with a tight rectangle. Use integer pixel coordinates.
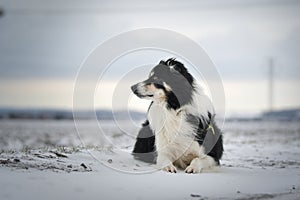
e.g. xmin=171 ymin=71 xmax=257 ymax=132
xmin=131 ymin=84 xmax=138 ymax=94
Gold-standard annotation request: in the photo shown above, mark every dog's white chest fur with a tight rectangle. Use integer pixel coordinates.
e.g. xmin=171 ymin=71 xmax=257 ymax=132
xmin=148 ymin=102 xmax=203 ymax=168
xmin=148 ymin=103 xmax=184 ymax=147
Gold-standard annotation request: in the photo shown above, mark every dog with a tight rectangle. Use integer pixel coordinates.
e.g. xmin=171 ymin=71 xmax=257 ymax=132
xmin=131 ymin=58 xmax=223 ymax=173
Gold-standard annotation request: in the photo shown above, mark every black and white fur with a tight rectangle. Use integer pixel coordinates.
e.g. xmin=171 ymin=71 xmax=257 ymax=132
xmin=131 ymin=58 xmax=223 ymax=173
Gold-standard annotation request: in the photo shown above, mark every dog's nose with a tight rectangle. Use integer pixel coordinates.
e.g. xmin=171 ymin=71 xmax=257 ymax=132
xmin=131 ymin=84 xmax=138 ymax=94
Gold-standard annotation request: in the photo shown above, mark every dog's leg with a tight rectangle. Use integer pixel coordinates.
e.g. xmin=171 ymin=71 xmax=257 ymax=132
xmin=185 ymin=155 xmax=216 ymax=174
xmin=157 ymin=153 xmax=177 ymax=173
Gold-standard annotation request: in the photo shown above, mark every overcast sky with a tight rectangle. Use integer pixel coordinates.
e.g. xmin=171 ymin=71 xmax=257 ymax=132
xmin=0 ymin=0 xmax=299 ymax=114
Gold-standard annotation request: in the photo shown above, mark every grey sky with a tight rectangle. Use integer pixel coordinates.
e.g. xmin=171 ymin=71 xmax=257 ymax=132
xmin=0 ymin=0 xmax=299 ymax=113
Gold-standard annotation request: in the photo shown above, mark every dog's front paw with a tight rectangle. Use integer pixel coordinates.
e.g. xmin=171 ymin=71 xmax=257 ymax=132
xmin=163 ymin=164 xmax=177 ymax=173
xmin=185 ymin=165 xmax=201 ymax=174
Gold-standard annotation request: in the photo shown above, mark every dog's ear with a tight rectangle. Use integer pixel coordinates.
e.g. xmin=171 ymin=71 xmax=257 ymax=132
xmin=159 ymin=60 xmax=166 ymax=65
xmin=166 ymin=58 xmax=184 ymax=73
xmin=173 ymin=65 xmax=183 ymax=73
xmin=166 ymin=58 xmax=176 ymax=65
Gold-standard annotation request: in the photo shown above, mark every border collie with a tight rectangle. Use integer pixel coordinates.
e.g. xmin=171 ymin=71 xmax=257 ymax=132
xmin=131 ymin=58 xmax=223 ymax=173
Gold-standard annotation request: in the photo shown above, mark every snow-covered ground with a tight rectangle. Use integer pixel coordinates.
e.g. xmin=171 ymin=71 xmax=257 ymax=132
xmin=0 ymin=119 xmax=299 ymax=200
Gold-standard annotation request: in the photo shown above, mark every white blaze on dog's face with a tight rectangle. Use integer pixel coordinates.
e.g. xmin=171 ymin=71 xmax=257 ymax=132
xmin=131 ymin=59 xmax=195 ymax=109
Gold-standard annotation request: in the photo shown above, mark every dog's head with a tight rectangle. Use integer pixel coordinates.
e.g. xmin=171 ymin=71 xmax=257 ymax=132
xmin=131 ymin=58 xmax=195 ymax=110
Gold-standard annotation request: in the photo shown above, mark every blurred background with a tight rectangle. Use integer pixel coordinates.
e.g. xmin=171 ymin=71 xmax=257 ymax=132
xmin=0 ymin=0 xmax=300 ymax=119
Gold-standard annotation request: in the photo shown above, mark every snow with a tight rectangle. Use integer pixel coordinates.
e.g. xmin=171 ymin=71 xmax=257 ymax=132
xmin=0 ymin=119 xmax=300 ymax=200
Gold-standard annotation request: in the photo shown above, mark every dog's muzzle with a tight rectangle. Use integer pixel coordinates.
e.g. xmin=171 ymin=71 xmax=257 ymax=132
xmin=131 ymin=84 xmax=139 ymax=95
xmin=131 ymin=83 xmax=153 ymax=98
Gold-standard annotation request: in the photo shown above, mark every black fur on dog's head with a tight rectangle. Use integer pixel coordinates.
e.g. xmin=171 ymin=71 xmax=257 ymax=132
xmin=131 ymin=58 xmax=195 ymax=110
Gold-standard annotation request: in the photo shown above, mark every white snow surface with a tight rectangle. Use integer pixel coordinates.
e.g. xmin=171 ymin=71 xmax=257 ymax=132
xmin=0 ymin=119 xmax=299 ymax=200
